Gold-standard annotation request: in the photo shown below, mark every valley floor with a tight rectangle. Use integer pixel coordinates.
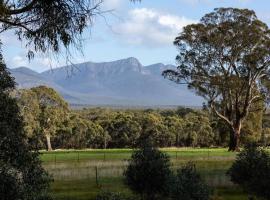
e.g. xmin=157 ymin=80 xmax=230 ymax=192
xmin=41 ymin=148 xmax=246 ymax=200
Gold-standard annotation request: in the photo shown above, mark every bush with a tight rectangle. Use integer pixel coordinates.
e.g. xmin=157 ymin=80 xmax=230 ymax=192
xmin=0 ymin=162 xmax=22 ymax=200
xmin=124 ymin=143 xmax=171 ymax=200
xmin=0 ymin=56 xmax=52 ymax=200
xmin=170 ymin=162 xmax=210 ymax=200
xmin=227 ymin=143 xmax=270 ymax=199
xmin=96 ymin=191 xmax=132 ymax=200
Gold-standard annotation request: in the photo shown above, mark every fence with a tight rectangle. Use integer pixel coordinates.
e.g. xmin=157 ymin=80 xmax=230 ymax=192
xmin=41 ymin=149 xmax=235 ymax=188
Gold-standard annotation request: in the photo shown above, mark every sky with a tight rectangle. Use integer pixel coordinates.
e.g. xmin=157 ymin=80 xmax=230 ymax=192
xmin=2 ymin=0 xmax=270 ymax=72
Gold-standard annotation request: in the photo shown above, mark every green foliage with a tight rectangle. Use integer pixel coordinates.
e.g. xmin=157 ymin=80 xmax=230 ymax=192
xmin=124 ymin=144 xmax=171 ymax=200
xmin=227 ymin=144 xmax=270 ymax=199
xmin=163 ymin=7 xmax=270 ymax=151
xmin=96 ymin=191 xmax=133 ymax=200
xmin=0 ymin=54 xmax=51 ymax=199
xmin=107 ymin=113 xmax=141 ymax=148
xmin=0 ymin=162 xmax=23 ymax=200
xmin=138 ymin=113 xmax=174 ymax=147
xmin=0 ymin=0 xmax=103 ymax=59
xmin=260 ymin=112 xmax=270 ymax=146
xmin=184 ymin=113 xmax=214 ymax=147
xmin=54 ymin=113 xmax=109 ymax=149
xmin=16 ymin=90 xmax=265 ymax=149
xmin=241 ymin=110 xmax=263 ymax=144
xmin=164 ymin=116 xmax=184 ymax=147
xmin=17 ymin=86 xmax=69 ymax=150
xmin=170 ymin=162 xmax=211 ymax=200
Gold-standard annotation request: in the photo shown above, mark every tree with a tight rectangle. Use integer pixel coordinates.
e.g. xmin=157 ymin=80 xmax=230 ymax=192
xmin=240 ymin=106 xmax=263 ymax=145
xmin=124 ymin=143 xmax=172 ymax=200
xmin=54 ymin=113 xmax=109 ymax=149
xmin=0 ymin=0 xmax=141 ymax=59
xmin=31 ymin=86 xmax=69 ymax=151
xmin=138 ymin=113 xmax=174 ymax=147
xmin=164 ymin=116 xmax=184 ymax=147
xmin=183 ymin=113 xmax=214 ymax=147
xmin=170 ymin=163 xmax=210 ymax=200
xmin=0 ymin=54 xmax=51 ymax=200
xmin=163 ymin=8 xmax=270 ymax=151
xmin=107 ymin=112 xmax=141 ymax=148
xmin=0 ymin=0 xmax=104 ymax=59
xmin=16 ymin=89 xmax=43 ymax=148
xmin=227 ymin=144 xmax=270 ymax=199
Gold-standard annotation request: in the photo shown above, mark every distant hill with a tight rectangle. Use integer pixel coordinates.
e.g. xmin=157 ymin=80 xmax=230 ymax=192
xmin=9 ymin=57 xmax=203 ymax=106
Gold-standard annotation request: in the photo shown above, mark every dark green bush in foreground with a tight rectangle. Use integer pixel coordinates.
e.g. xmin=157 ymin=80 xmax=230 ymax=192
xmin=124 ymin=142 xmax=210 ymax=200
xmin=124 ymin=144 xmax=172 ymax=200
xmin=96 ymin=191 xmax=133 ymax=200
xmin=0 ymin=55 xmax=52 ymax=200
xmin=227 ymin=144 xmax=270 ymax=199
xmin=170 ymin=163 xmax=211 ymax=200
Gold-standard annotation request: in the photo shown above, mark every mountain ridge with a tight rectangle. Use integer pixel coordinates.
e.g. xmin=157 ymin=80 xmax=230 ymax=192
xmin=9 ymin=57 xmax=203 ymax=106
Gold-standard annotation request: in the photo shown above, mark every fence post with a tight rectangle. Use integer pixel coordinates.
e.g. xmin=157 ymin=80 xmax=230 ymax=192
xmin=95 ymin=166 xmax=99 ymax=186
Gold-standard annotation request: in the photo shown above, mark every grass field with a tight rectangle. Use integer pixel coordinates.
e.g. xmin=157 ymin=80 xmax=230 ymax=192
xmin=41 ymin=148 xmax=246 ymax=200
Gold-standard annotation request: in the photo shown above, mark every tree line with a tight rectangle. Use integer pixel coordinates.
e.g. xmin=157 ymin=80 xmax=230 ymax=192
xmin=16 ymin=86 xmax=270 ymax=151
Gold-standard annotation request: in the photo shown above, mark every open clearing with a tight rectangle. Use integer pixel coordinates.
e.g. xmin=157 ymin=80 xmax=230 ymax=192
xmin=41 ymin=148 xmax=246 ymax=200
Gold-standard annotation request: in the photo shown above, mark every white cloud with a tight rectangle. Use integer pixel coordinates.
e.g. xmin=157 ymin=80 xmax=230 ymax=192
xmin=11 ymin=55 xmax=28 ymax=67
xmin=112 ymin=8 xmax=196 ymax=47
xmin=7 ymin=52 xmax=61 ymax=72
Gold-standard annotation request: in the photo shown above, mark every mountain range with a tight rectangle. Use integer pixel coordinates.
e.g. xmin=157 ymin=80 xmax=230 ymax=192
xmin=9 ymin=57 xmax=203 ymax=107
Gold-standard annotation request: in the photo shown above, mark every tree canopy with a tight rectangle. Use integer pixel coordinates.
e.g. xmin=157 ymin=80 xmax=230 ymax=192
xmin=0 ymin=0 xmax=141 ymax=59
xmin=163 ymin=8 xmax=270 ymax=151
xmin=17 ymin=86 xmax=69 ymax=151
xmin=0 ymin=53 xmax=51 ymax=200
xmin=0 ymin=0 xmax=103 ymax=58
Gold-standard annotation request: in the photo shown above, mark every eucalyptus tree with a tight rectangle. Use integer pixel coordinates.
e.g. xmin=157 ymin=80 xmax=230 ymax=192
xmin=31 ymin=86 xmax=69 ymax=151
xmin=107 ymin=112 xmax=141 ymax=148
xmin=0 ymin=0 xmax=108 ymax=59
xmin=163 ymin=8 xmax=270 ymax=151
xmin=0 ymin=0 xmax=140 ymax=59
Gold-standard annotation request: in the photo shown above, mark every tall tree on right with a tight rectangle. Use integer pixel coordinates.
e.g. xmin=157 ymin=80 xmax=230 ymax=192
xmin=163 ymin=8 xmax=270 ymax=151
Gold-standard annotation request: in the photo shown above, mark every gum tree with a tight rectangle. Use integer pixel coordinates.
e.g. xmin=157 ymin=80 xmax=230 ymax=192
xmin=163 ymin=8 xmax=270 ymax=151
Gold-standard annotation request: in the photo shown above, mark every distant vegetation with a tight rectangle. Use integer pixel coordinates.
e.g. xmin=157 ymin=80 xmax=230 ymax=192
xmin=16 ymin=86 xmax=270 ymax=151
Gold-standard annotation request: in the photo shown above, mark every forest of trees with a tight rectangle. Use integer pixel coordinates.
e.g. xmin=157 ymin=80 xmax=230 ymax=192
xmin=15 ymin=86 xmax=270 ymax=151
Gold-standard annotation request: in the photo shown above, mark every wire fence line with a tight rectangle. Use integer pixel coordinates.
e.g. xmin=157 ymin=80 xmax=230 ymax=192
xmin=42 ymin=149 xmax=235 ymax=187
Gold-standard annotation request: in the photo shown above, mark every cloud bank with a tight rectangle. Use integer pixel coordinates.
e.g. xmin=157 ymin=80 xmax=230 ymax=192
xmin=112 ymin=8 xmax=196 ymax=47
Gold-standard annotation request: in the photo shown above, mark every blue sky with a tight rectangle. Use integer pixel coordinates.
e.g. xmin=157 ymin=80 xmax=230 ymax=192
xmin=2 ymin=0 xmax=270 ymax=72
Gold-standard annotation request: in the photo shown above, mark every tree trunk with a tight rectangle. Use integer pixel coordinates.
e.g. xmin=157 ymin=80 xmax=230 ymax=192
xmin=228 ymin=126 xmax=241 ymax=152
xmin=45 ymin=134 xmax=52 ymax=151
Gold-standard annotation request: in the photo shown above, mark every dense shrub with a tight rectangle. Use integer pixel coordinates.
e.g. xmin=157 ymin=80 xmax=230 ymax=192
xmin=227 ymin=144 xmax=270 ymax=199
xmin=96 ymin=191 xmax=132 ymax=200
xmin=0 ymin=55 xmax=52 ymax=199
xmin=124 ymin=143 xmax=171 ymax=200
xmin=0 ymin=162 xmax=22 ymax=200
xmin=170 ymin=162 xmax=211 ymax=200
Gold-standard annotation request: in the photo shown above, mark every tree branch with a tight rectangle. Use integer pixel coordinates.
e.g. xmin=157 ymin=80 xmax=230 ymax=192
xmin=6 ymin=0 xmax=39 ymax=15
xmin=210 ymin=102 xmax=233 ymax=127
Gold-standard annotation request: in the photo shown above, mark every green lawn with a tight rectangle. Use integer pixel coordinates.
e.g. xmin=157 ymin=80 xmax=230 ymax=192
xmin=41 ymin=148 xmax=246 ymax=200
